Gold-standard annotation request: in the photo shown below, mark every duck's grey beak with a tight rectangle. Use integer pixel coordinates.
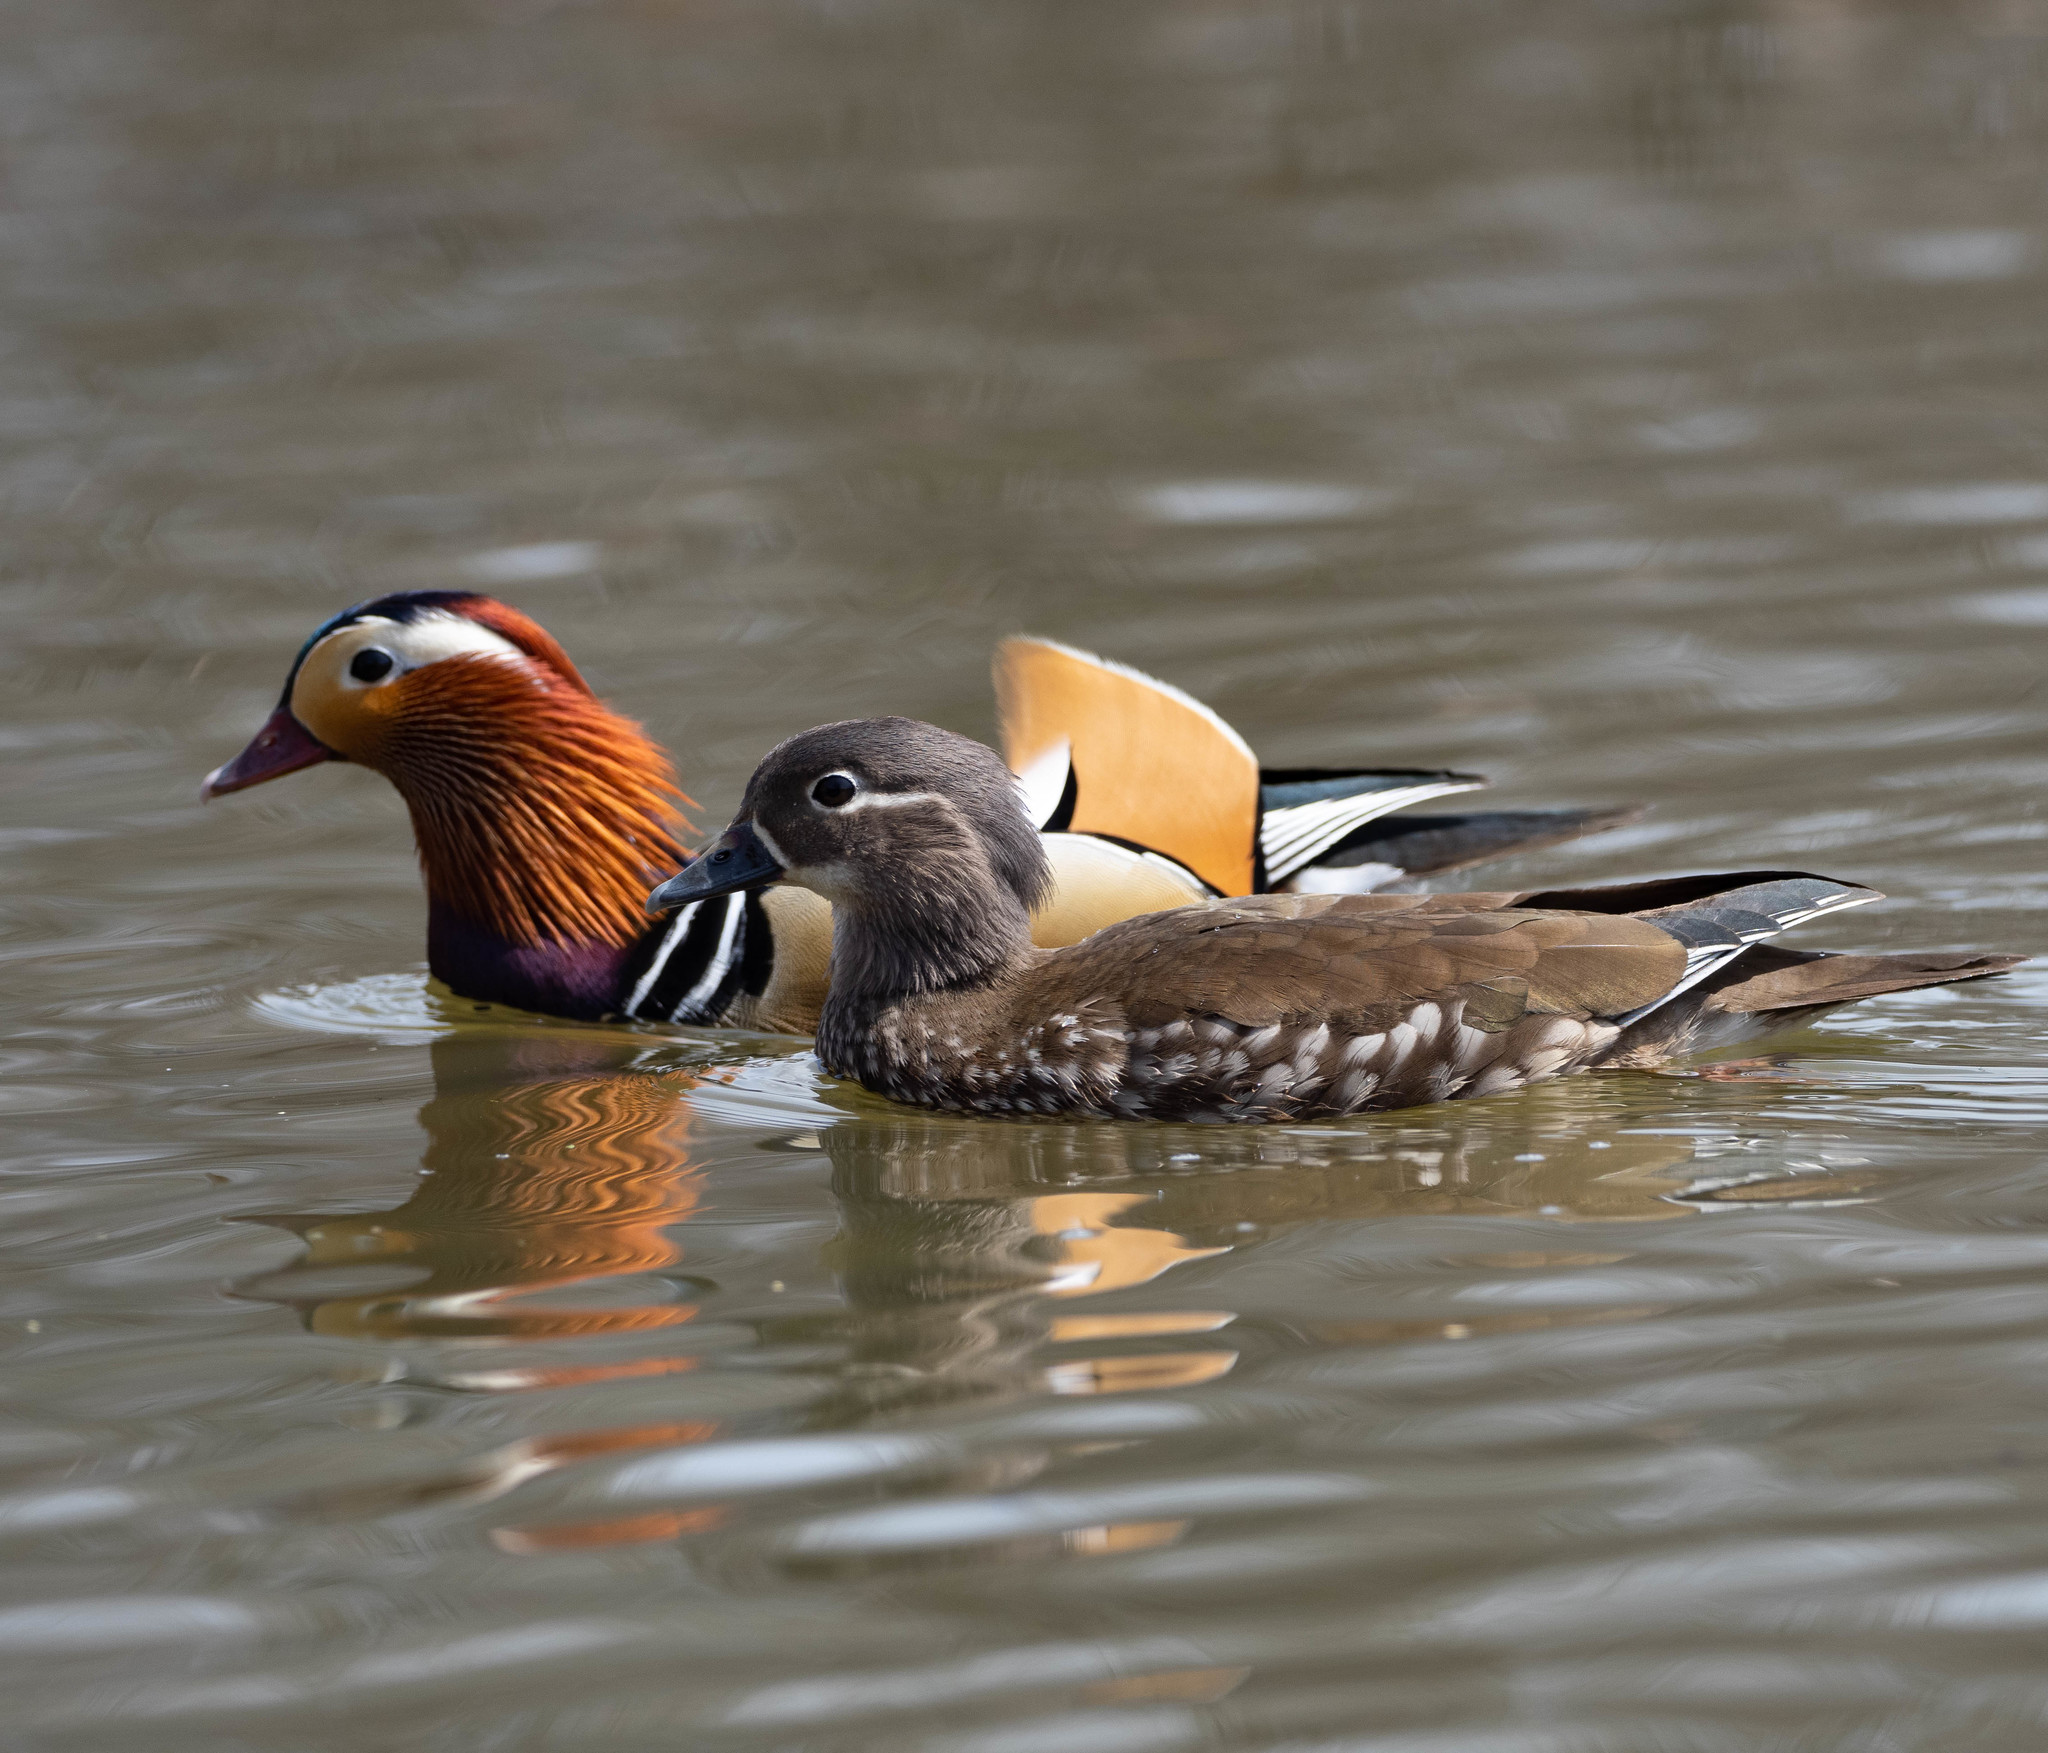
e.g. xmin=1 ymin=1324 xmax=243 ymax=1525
xmin=647 ymin=821 xmax=784 ymax=914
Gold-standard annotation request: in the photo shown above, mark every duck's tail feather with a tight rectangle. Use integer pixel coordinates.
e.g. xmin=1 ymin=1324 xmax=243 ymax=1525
xmin=1603 ymin=944 xmax=2024 ymax=1066
xmin=1609 ymin=872 xmax=1886 ymax=1023
xmin=1710 ymin=947 xmax=2025 ymax=1011
xmin=1280 ymin=804 xmax=1644 ymax=894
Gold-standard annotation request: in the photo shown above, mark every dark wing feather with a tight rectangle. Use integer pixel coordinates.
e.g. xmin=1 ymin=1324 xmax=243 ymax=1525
xmin=1044 ymin=895 xmax=1686 ymax=1031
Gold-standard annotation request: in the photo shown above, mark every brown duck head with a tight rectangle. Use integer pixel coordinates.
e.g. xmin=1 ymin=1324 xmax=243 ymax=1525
xmin=204 ymin=590 xmax=690 ymax=1017
xmin=650 ymin=717 xmax=1050 ymax=1004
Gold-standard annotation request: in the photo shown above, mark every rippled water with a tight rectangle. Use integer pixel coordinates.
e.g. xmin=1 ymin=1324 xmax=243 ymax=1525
xmin=8 ymin=1 xmax=2048 ymax=1746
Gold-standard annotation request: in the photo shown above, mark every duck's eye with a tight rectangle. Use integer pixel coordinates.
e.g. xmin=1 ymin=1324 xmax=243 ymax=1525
xmin=349 ymin=648 xmax=396 ymax=684
xmin=811 ymin=773 xmax=857 ymax=808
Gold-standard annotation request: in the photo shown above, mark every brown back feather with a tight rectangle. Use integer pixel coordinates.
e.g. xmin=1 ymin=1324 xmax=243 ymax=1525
xmin=1035 ymin=894 xmax=1686 ymax=1031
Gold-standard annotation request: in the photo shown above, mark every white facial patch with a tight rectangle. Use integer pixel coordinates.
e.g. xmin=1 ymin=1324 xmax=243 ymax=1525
xmin=333 ymin=612 xmax=526 ymax=689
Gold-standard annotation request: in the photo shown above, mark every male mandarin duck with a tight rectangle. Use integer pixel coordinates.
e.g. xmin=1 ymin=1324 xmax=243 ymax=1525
xmin=202 ymin=591 xmax=1632 ymax=1031
xmin=647 ymin=718 xmax=2020 ymax=1121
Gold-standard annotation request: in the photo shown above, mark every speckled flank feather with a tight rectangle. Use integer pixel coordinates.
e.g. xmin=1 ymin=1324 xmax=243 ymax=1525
xmin=1114 ymin=1005 xmax=1616 ymax=1121
xmin=820 ymin=881 xmax=2017 ymax=1123
xmin=818 ymin=892 xmax=1663 ymax=1120
xmin=832 ymin=995 xmax=1615 ymax=1122
xmin=822 ymin=994 xmax=1129 ymax=1117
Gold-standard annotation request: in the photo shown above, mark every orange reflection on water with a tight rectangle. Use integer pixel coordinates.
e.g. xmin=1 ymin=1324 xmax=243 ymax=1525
xmin=459 ymin=1418 xmax=722 ymax=1503
xmin=1064 ymin=1519 xmax=1189 ymax=1556
xmin=246 ymin=1036 xmax=707 ymax=1347
xmin=1027 ymin=1193 xmax=1239 ymax=1393
xmin=487 ymin=1420 xmax=732 ymax=1554
xmin=1044 ymin=1350 xmax=1239 ymax=1395
xmin=1048 ymin=1310 xmax=1235 ymax=1342
xmin=439 ymin=1352 xmax=702 ymax=1395
xmin=494 ymin=1505 xmax=730 ymax=1554
xmin=1029 ymin=1192 xmax=1228 ymax=1296
xmin=1081 ymin=1665 xmax=1251 ymax=1705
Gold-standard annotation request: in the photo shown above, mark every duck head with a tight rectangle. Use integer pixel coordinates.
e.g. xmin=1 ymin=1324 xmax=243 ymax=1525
xmin=205 ymin=591 xmax=688 ymax=1017
xmin=202 ymin=590 xmax=595 ymax=794
xmin=650 ymin=717 xmax=1050 ymax=1001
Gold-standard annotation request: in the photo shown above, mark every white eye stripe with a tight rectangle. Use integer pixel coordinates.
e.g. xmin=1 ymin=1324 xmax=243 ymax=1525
xmin=828 ymin=790 xmax=949 ymax=812
xmin=329 ymin=612 xmax=526 ymax=688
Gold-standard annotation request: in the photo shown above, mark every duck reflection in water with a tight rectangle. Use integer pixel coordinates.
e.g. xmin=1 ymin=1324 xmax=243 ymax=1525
xmin=237 ymin=1038 xmax=1735 ymax=1553
xmin=235 ymin=1028 xmax=731 ymax=1546
xmin=247 ymin=1029 xmax=706 ymax=1364
xmin=759 ymin=1104 xmax=1721 ymax=1580
xmin=814 ymin=1099 xmax=1710 ymax=1426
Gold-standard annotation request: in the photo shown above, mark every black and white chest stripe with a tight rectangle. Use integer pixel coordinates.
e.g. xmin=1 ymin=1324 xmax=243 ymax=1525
xmin=620 ymin=891 xmax=765 ymax=1024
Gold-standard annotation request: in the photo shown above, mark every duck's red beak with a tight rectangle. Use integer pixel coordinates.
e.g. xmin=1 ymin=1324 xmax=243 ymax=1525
xmin=201 ymin=707 xmax=338 ymax=799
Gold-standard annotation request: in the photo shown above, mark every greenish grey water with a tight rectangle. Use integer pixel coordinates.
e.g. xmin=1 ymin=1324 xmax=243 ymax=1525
xmin=6 ymin=1 xmax=2048 ymax=1746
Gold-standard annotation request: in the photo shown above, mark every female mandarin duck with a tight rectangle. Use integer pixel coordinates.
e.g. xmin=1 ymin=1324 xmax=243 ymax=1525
xmin=647 ymin=718 xmax=2020 ymax=1121
xmin=202 ymin=591 xmax=1631 ymax=1030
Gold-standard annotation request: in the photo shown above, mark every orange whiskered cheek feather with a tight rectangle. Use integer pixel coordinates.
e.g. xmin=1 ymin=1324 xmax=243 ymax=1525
xmin=379 ymin=658 xmax=692 ymax=950
xmin=286 ymin=631 xmax=460 ymax=768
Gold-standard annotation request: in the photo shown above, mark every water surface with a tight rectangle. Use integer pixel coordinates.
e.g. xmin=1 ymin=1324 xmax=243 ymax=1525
xmin=7 ymin=1 xmax=2048 ymax=1746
